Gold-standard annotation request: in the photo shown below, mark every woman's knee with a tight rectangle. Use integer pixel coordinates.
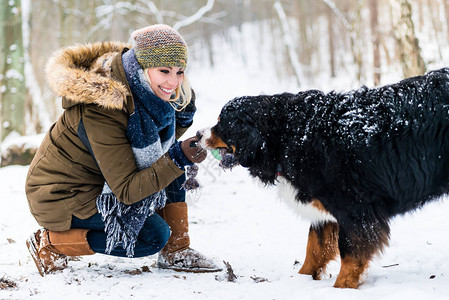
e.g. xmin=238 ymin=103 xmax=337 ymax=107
xmin=139 ymin=214 xmax=171 ymax=252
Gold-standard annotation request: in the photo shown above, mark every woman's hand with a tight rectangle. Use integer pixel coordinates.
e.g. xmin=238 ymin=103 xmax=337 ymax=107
xmin=180 ymin=136 xmax=207 ymax=163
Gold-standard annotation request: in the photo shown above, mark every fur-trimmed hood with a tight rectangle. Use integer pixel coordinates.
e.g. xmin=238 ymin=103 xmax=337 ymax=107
xmin=45 ymin=41 xmax=132 ymax=110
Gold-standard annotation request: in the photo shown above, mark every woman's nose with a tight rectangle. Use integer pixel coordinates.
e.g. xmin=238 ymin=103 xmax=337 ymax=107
xmin=167 ymin=74 xmax=180 ymax=87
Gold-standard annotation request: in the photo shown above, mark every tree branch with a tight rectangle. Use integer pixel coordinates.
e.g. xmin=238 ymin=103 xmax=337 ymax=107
xmin=173 ymin=0 xmax=215 ymax=31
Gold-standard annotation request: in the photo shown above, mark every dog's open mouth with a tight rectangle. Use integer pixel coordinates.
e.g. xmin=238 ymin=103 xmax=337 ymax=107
xmin=210 ymin=148 xmax=229 ymax=160
xmin=198 ymin=128 xmax=239 ymax=169
xmin=220 ymin=147 xmax=234 ymax=156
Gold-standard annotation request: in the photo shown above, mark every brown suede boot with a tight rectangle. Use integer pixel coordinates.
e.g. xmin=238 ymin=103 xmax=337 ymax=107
xmin=26 ymin=228 xmax=95 ymax=276
xmin=157 ymin=202 xmax=222 ymax=273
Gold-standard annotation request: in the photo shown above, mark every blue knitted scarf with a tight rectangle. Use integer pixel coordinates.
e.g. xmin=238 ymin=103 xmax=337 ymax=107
xmin=96 ymin=49 xmax=176 ymax=257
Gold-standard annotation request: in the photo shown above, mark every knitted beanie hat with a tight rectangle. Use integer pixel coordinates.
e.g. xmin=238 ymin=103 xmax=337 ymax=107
xmin=131 ymin=24 xmax=188 ymax=69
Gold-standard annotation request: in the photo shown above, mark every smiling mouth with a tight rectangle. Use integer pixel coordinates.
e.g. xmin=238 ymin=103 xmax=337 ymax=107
xmin=159 ymin=86 xmax=175 ymax=94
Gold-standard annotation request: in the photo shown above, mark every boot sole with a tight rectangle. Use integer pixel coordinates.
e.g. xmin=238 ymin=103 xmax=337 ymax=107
xmin=26 ymin=235 xmax=45 ymax=277
xmin=157 ymin=261 xmax=222 ymax=273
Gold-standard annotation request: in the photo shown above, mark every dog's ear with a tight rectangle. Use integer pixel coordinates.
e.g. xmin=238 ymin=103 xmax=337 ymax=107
xmin=236 ymin=125 xmax=279 ymax=184
xmin=235 ymin=126 xmax=265 ymax=168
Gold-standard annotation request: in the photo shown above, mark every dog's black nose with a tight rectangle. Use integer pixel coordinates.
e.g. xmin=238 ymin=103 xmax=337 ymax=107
xmin=196 ymin=130 xmax=203 ymax=139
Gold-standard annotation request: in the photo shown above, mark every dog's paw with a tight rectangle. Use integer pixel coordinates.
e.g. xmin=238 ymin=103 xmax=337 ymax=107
xmin=333 ymin=274 xmax=361 ymax=289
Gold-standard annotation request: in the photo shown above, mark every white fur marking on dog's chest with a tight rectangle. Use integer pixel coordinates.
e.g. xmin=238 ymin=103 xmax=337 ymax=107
xmin=277 ymin=176 xmax=337 ymax=224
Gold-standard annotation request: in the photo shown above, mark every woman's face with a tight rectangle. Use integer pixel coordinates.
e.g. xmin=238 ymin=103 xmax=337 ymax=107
xmin=146 ymin=67 xmax=184 ymax=101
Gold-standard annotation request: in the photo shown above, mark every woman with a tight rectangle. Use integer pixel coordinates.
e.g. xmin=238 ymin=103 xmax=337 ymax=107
xmin=25 ymin=24 xmax=220 ymax=276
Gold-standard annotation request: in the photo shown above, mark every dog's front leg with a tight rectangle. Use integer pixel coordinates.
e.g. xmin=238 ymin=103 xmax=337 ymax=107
xmin=333 ymin=216 xmax=390 ymax=288
xmin=333 ymin=255 xmax=368 ymax=289
xmin=298 ymin=222 xmax=339 ymax=280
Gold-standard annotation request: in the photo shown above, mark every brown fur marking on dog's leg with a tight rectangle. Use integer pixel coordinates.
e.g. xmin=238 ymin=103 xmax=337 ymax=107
xmin=333 ymin=255 xmax=369 ymax=289
xmin=299 ymin=222 xmax=339 ymax=280
xmin=334 ymin=220 xmax=390 ymax=288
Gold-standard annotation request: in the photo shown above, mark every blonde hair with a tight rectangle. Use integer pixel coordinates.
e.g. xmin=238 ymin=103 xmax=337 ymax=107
xmin=143 ymin=69 xmax=192 ymax=111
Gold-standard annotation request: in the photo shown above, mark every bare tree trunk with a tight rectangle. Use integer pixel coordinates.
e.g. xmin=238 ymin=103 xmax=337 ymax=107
xmin=58 ymin=1 xmax=68 ymax=46
xmin=417 ymin=0 xmax=424 ymax=28
xmin=321 ymin=0 xmax=364 ymax=82
xmin=202 ymin=22 xmax=215 ymax=67
xmin=444 ymin=0 xmax=449 ymax=42
xmin=274 ymin=0 xmax=303 ymax=86
xmin=22 ymin=0 xmax=50 ymax=135
xmin=390 ymin=0 xmax=426 ymax=77
xmin=0 ymin=0 xmax=26 ymax=140
xmin=427 ymin=0 xmax=443 ymax=60
xmin=294 ymin=0 xmax=316 ymax=78
xmin=327 ymin=5 xmax=336 ymax=78
xmin=369 ymin=0 xmax=381 ymax=85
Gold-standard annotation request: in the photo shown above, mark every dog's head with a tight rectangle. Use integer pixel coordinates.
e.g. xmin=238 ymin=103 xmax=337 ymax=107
xmin=199 ymin=95 xmax=284 ymax=184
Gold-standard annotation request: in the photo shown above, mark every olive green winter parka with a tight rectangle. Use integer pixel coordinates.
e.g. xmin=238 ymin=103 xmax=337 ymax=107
xmin=26 ymin=42 xmax=190 ymax=231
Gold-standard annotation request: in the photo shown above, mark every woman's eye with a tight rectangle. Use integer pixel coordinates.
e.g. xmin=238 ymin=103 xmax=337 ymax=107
xmin=177 ymin=71 xmax=184 ymax=75
xmin=160 ymin=70 xmax=170 ymax=74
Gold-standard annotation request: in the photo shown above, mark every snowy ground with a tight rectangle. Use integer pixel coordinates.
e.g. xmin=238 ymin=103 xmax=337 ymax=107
xmin=2 ymin=42 xmax=449 ymax=299
xmin=1 ymin=152 xmax=449 ymax=300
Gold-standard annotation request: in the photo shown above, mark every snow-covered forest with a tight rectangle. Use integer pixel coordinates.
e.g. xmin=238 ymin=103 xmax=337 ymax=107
xmin=1 ymin=0 xmax=449 ymax=299
xmin=2 ymin=0 xmax=449 ymax=140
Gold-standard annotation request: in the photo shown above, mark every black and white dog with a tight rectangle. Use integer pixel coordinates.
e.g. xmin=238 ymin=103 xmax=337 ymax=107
xmin=199 ymin=68 xmax=449 ymax=288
